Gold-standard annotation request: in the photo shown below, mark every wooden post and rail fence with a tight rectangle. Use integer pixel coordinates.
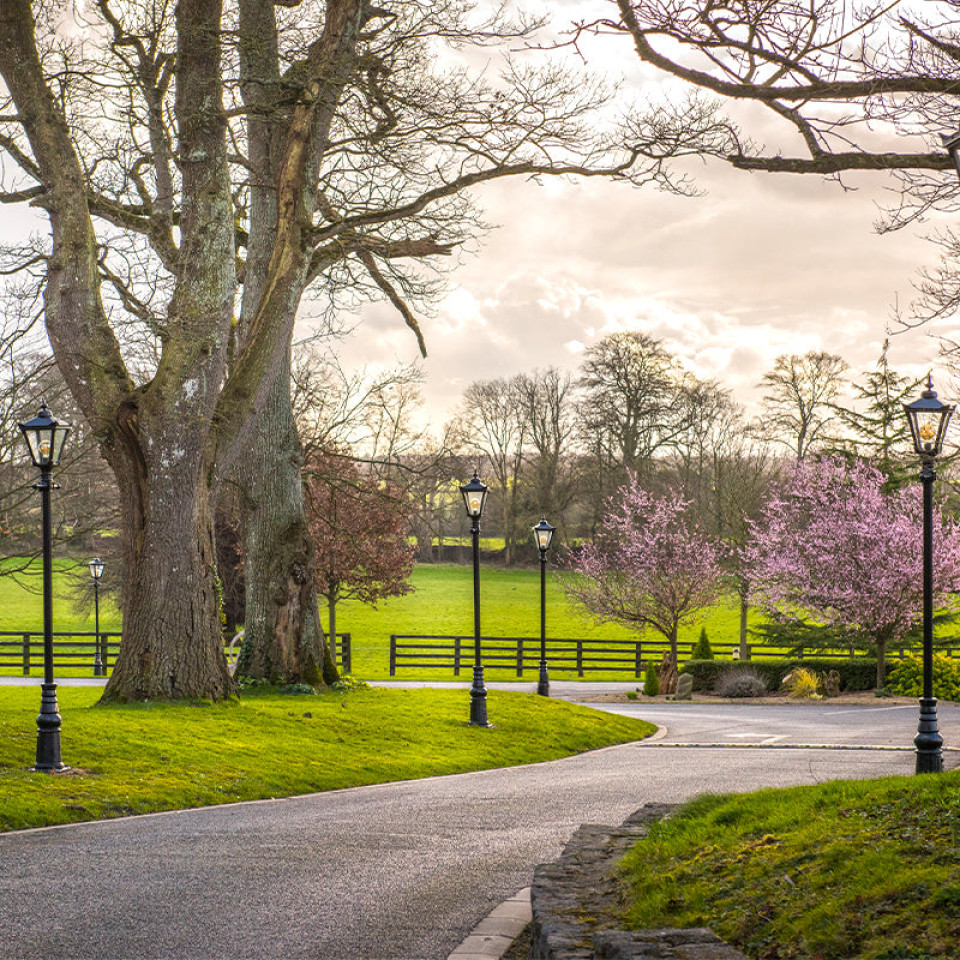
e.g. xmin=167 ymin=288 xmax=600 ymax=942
xmin=387 ymin=634 xmax=960 ymax=678
xmin=0 ymin=631 xmax=352 ymax=677
xmin=3 ymin=629 xmax=959 ymax=679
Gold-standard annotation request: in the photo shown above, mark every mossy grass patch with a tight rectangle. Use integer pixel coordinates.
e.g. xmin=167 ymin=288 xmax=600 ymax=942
xmin=619 ymin=773 xmax=960 ymax=959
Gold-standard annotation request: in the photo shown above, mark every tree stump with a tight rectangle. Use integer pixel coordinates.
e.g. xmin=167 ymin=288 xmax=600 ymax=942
xmin=657 ymin=654 xmax=679 ymax=696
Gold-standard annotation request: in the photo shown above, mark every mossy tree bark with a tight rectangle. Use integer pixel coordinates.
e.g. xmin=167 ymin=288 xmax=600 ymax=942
xmin=0 ymin=0 xmax=364 ymax=700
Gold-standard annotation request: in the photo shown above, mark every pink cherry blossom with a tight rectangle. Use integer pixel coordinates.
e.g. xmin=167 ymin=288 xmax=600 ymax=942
xmin=562 ymin=474 xmax=725 ymax=665
xmin=744 ymin=457 xmax=960 ymax=685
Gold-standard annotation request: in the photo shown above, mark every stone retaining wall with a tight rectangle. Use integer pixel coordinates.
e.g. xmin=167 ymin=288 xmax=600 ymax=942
xmin=529 ymin=804 xmax=748 ymax=960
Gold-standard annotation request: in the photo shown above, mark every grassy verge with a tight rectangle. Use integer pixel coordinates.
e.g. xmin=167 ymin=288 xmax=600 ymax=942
xmin=619 ymin=774 xmax=960 ymax=959
xmin=0 ymin=685 xmax=655 ymax=832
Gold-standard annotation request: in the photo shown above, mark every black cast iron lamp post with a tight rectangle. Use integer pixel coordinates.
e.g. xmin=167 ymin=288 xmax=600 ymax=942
xmin=460 ymin=470 xmax=490 ymax=726
xmin=532 ymin=516 xmax=555 ymax=697
xmin=903 ymin=375 xmax=954 ymax=774
xmin=89 ymin=557 xmax=105 ymax=677
xmin=19 ymin=400 xmax=71 ymax=772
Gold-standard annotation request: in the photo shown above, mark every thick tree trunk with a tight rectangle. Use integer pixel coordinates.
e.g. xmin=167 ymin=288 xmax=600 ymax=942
xmin=876 ymin=638 xmax=887 ymax=690
xmin=328 ymin=594 xmax=337 ymax=667
xmin=103 ymin=413 xmax=232 ymax=702
xmin=235 ymin=363 xmax=328 ymax=685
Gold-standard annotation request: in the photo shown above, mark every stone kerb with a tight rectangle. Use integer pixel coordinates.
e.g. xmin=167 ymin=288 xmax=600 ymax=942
xmin=530 ymin=804 xmax=747 ymax=960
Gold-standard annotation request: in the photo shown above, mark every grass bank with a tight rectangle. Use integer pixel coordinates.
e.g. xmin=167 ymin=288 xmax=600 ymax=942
xmin=619 ymin=774 xmax=960 ymax=959
xmin=0 ymin=685 xmax=655 ymax=832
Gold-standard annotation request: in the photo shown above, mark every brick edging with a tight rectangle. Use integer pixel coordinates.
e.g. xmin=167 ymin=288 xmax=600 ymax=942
xmin=529 ymin=803 xmax=748 ymax=959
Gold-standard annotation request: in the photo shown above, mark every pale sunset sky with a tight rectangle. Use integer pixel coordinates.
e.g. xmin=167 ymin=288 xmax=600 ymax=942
xmin=328 ymin=1 xmax=951 ymax=429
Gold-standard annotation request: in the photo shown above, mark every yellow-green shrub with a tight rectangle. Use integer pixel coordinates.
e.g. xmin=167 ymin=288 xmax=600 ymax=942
xmin=886 ymin=655 xmax=960 ymax=702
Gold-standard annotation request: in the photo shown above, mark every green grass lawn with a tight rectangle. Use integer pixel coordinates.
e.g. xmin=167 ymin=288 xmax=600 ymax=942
xmin=338 ymin=564 xmax=757 ymax=681
xmin=619 ymin=774 xmax=960 ymax=959
xmin=0 ymin=557 xmax=121 ymax=632
xmin=0 ymin=560 xmax=757 ymax=680
xmin=0 ymin=685 xmax=655 ymax=832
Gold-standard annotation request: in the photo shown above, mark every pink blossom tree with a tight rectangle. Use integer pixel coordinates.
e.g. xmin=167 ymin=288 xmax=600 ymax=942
xmin=744 ymin=457 xmax=960 ymax=687
xmin=562 ymin=476 xmax=726 ymax=670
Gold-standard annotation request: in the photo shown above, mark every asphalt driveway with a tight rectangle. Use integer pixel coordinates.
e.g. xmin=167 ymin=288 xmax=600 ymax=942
xmin=2 ymin=695 xmax=946 ymax=960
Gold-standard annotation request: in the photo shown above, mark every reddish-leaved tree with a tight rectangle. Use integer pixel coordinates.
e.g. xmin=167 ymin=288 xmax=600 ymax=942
xmin=744 ymin=457 xmax=960 ymax=687
xmin=562 ymin=476 xmax=725 ymax=673
xmin=304 ymin=449 xmax=416 ymax=680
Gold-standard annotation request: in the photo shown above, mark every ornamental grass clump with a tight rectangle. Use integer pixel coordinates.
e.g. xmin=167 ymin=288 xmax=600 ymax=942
xmin=715 ymin=667 xmax=767 ymax=698
xmin=783 ymin=666 xmax=821 ymax=699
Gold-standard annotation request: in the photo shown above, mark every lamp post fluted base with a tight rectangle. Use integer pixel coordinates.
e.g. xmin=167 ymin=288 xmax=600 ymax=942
xmin=34 ymin=683 xmax=67 ymax=773
xmin=537 ymin=658 xmax=550 ymax=697
xmin=469 ymin=665 xmax=490 ymax=727
xmin=915 ymin=697 xmax=943 ymax=774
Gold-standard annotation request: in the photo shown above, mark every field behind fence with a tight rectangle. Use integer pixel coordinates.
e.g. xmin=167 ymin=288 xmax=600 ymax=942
xmin=0 ymin=561 xmax=937 ymax=681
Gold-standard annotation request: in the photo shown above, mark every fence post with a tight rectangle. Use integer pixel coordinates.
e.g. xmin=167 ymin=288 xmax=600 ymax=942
xmin=577 ymin=639 xmax=584 ymax=678
xmin=635 ymin=642 xmax=642 ymax=678
xmin=454 ymin=636 xmax=461 ymax=677
xmin=342 ymin=633 xmax=351 ymax=674
xmin=516 ymin=637 xmax=523 ymax=677
xmin=22 ymin=633 xmax=30 ymax=676
xmin=390 ymin=635 xmax=397 ymax=677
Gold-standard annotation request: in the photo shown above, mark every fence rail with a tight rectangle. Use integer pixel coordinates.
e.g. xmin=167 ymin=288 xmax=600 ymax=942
xmin=0 ymin=631 xmax=351 ymax=677
xmin=0 ymin=631 xmax=119 ymax=676
xmin=389 ymin=635 xmax=960 ymax=678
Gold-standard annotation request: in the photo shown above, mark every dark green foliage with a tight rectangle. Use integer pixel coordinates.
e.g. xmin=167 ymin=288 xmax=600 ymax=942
xmin=643 ymin=661 xmax=660 ymax=696
xmin=691 ymin=626 xmax=714 ymax=660
xmin=753 ymin=615 xmax=960 ymax=659
xmin=681 ymin=659 xmax=878 ymax=693
xmin=751 ymin=619 xmax=863 ymax=656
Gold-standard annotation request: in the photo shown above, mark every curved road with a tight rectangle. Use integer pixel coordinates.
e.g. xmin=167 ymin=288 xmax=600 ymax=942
xmin=1 ymin=696 xmax=956 ymax=960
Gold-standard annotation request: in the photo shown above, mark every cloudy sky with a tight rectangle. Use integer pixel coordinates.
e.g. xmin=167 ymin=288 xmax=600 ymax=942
xmin=326 ymin=2 xmax=949 ymax=431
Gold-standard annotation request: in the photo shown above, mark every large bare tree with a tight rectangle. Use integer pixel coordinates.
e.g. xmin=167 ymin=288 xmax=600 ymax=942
xmin=0 ymin=2 xmax=665 ymax=699
xmin=759 ymin=351 xmax=846 ymax=461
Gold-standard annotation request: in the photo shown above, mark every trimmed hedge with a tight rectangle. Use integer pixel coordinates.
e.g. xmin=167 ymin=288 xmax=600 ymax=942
xmin=681 ymin=658 xmax=879 ymax=693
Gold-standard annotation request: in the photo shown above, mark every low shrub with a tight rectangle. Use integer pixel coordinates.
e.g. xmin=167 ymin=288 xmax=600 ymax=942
xmin=887 ymin=655 xmax=960 ymax=702
xmin=682 ymin=659 xmax=879 ymax=693
xmin=691 ymin=627 xmax=714 ymax=661
xmin=715 ymin=667 xmax=767 ymax=698
xmin=643 ymin=662 xmax=660 ymax=697
xmin=782 ymin=667 xmax=821 ymax=699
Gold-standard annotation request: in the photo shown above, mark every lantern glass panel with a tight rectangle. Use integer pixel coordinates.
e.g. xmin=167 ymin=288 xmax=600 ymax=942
xmin=460 ymin=474 xmax=488 ymax=519
xmin=532 ymin=519 xmax=555 ymax=553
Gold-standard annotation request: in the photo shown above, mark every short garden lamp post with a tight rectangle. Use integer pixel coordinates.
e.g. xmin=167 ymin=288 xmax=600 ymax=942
xmin=532 ymin=516 xmax=555 ymax=697
xmin=89 ymin=558 xmax=105 ymax=676
xmin=903 ymin=375 xmax=954 ymax=774
xmin=18 ymin=400 xmax=71 ymax=772
xmin=460 ymin=470 xmax=490 ymax=726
